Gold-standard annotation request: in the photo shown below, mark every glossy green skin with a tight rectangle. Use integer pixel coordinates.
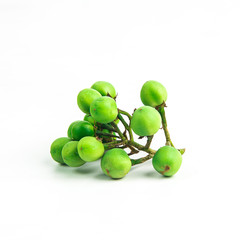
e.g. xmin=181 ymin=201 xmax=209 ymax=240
xmin=131 ymin=106 xmax=161 ymax=136
xmin=101 ymin=148 xmax=131 ymax=179
xmin=50 ymin=137 xmax=71 ymax=164
xmin=140 ymin=80 xmax=167 ymax=107
xmin=91 ymin=81 xmax=117 ymax=98
xmin=67 ymin=120 xmax=81 ymax=139
xmin=90 ymin=96 xmax=118 ymax=124
xmin=84 ymin=114 xmax=118 ymax=125
xmin=77 ymin=136 xmax=104 ymax=162
xmin=68 ymin=121 xmax=94 ymax=140
xmin=84 ymin=114 xmax=95 ymax=125
xmin=152 ymin=146 xmax=182 ymax=177
xmin=77 ymin=88 xmax=101 ymax=114
xmin=62 ymin=141 xmax=85 ymax=167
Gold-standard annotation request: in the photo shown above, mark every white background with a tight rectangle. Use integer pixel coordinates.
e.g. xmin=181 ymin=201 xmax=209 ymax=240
xmin=1 ymin=0 xmax=240 ymax=239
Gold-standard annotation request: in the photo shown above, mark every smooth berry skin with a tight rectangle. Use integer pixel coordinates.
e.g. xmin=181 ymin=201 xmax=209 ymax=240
xmin=67 ymin=120 xmax=81 ymax=139
xmin=62 ymin=141 xmax=85 ymax=167
xmin=77 ymin=136 xmax=104 ymax=162
xmin=77 ymin=88 xmax=101 ymax=114
xmin=131 ymin=106 xmax=161 ymax=136
xmin=68 ymin=121 xmax=94 ymax=141
xmin=91 ymin=81 xmax=116 ymax=98
xmin=50 ymin=137 xmax=71 ymax=164
xmin=152 ymin=146 xmax=182 ymax=177
xmin=101 ymin=148 xmax=131 ymax=179
xmin=90 ymin=96 xmax=118 ymax=124
xmin=140 ymin=80 xmax=167 ymax=107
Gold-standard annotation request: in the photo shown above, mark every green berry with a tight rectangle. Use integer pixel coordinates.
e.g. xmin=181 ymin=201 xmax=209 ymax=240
xmin=77 ymin=88 xmax=101 ymax=114
xmin=67 ymin=120 xmax=81 ymax=139
xmin=101 ymin=148 xmax=131 ymax=179
xmin=131 ymin=106 xmax=161 ymax=136
xmin=90 ymin=96 xmax=118 ymax=124
xmin=62 ymin=141 xmax=85 ymax=167
xmin=84 ymin=114 xmax=95 ymax=125
xmin=77 ymin=136 xmax=104 ymax=162
xmin=152 ymin=146 xmax=182 ymax=177
xmin=140 ymin=80 xmax=167 ymax=107
xmin=68 ymin=121 xmax=94 ymax=140
xmin=91 ymin=81 xmax=116 ymax=98
xmin=50 ymin=137 xmax=71 ymax=164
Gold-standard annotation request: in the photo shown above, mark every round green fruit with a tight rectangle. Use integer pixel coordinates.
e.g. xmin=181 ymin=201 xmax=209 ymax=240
xmin=91 ymin=81 xmax=116 ymax=98
xmin=131 ymin=106 xmax=161 ymax=136
xmin=77 ymin=136 xmax=104 ymax=162
xmin=140 ymin=80 xmax=167 ymax=107
xmin=101 ymin=148 xmax=131 ymax=179
xmin=152 ymin=146 xmax=182 ymax=177
xmin=84 ymin=114 xmax=95 ymax=125
xmin=68 ymin=121 xmax=94 ymax=140
xmin=67 ymin=120 xmax=81 ymax=139
xmin=77 ymin=88 xmax=101 ymax=114
xmin=50 ymin=137 xmax=71 ymax=164
xmin=62 ymin=141 xmax=85 ymax=167
xmin=90 ymin=96 xmax=118 ymax=124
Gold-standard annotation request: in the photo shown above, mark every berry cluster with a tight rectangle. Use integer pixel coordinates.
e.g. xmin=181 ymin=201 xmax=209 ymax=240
xmin=50 ymin=81 xmax=185 ymax=179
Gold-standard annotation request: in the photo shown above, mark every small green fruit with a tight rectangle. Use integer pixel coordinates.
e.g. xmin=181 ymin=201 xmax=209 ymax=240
xmin=91 ymin=81 xmax=117 ymax=98
xmin=77 ymin=136 xmax=104 ymax=162
xmin=140 ymin=80 xmax=167 ymax=107
xmin=152 ymin=146 xmax=182 ymax=176
xmin=68 ymin=121 xmax=94 ymax=140
xmin=101 ymin=148 xmax=131 ymax=179
xmin=67 ymin=120 xmax=81 ymax=139
xmin=90 ymin=96 xmax=118 ymax=124
xmin=50 ymin=137 xmax=71 ymax=164
xmin=77 ymin=88 xmax=101 ymax=114
xmin=131 ymin=106 xmax=161 ymax=136
xmin=62 ymin=141 xmax=85 ymax=167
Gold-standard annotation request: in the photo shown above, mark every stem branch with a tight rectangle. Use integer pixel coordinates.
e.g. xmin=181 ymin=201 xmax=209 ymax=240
xmin=118 ymin=113 xmax=133 ymax=141
xmin=131 ymin=154 xmax=154 ymax=166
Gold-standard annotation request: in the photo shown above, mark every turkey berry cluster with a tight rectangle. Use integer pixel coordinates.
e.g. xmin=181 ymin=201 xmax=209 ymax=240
xmin=50 ymin=80 xmax=185 ymax=179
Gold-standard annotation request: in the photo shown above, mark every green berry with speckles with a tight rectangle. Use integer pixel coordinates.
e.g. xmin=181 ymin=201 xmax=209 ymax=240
xmin=140 ymin=80 xmax=167 ymax=107
xmin=152 ymin=146 xmax=182 ymax=177
xmin=131 ymin=106 xmax=161 ymax=136
xmin=91 ymin=81 xmax=116 ymax=98
xmin=77 ymin=88 xmax=101 ymax=114
xmin=62 ymin=141 xmax=85 ymax=167
xmin=68 ymin=121 xmax=94 ymax=140
xmin=101 ymin=148 xmax=131 ymax=179
xmin=77 ymin=136 xmax=104 ymax=162
xmin=50 ymin=137 xmax=71 ymax=164
xmin=90 ymin=96 xmax=118 ymax=124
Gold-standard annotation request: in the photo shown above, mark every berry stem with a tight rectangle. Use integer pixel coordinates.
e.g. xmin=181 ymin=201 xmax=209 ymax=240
xmin=117 ymin=113 xmax=134 ymax=141
xmin=95 ymin=130 xmax=121 ymax=139
xmin=100 ymin=124 xmax=117 ymax=132
xmin=118 ymin=109 xmax=132 ymax=120
xmin=131 ymin=154 xmax=154 ymax=166
xmin=145 ymin=135 xmax=153 ymax=149
xmin=157 ymin=103 xmax=185 ymax=155
xmin=127 ymin=140 xmax=156 ymax=155
xmin=111 ymin=122 xmax=126 ymax=140
xmin=104 ymin=140 xmax=127 ymax=150
xmin=157 ymin=103 xmax=172 ymax=146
